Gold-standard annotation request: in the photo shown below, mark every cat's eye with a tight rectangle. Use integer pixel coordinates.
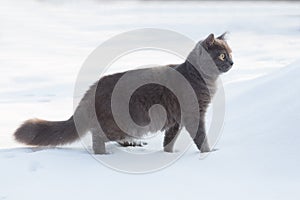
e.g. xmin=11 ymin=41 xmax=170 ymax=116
xmin=219 ymin=53 xmax=226 ymax=61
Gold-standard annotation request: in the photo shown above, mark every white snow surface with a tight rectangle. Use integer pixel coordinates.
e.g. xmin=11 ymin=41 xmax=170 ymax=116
xmin=0 ymin=0 xmax=300 ymax=199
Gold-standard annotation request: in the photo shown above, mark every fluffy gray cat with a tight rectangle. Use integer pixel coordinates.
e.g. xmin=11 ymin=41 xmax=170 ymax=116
xmin=14 ymin=33 xmax=233 ymax=154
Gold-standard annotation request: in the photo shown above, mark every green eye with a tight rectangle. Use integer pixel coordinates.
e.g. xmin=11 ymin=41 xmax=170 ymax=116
xmin=219 ymin=53 xmax=226 ymax=61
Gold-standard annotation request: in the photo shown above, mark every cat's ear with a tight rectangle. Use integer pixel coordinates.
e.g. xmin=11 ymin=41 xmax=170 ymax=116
xmin=217 ymin=32 xmax=228 ymax=40
xmin=203 ymin=33 xmax=215 ymax=49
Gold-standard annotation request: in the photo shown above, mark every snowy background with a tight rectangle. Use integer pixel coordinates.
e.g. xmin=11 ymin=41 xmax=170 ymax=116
xmin=0 ymin=0 xmax=300 ymax=199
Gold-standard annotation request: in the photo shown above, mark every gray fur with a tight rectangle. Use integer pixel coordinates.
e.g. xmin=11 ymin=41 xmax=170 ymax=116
xmin=14 ymin=117 xmax=78 ymax=146
xmin=14 ymin=33 xmax=233 ymax=154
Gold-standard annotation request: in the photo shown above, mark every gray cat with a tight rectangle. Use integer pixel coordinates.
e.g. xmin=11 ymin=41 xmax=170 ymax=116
xmin=14 ymin=33 xmax=233 ymax=154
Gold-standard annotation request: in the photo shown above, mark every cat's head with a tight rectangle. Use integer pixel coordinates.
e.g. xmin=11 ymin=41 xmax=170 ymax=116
xmin=201 ymin=33 xmax=234 ymax=73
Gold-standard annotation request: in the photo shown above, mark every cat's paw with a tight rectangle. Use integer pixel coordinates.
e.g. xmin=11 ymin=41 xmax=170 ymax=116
xmin=164 ymin=146 xmax=175 ymax=153
xmin=200 ymin=145 xmax=211 ymax=153
xmin=93 ymin=150 xmax=108 ymax=155
xmin=118 ymin=140 xmax=147 ymax=147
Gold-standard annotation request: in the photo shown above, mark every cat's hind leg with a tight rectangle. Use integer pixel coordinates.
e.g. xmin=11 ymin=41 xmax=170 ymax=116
xmin=163 ymin=123 xmax=180 ymax=153
xmin=92 ymin=131 xmax=106 ymax=154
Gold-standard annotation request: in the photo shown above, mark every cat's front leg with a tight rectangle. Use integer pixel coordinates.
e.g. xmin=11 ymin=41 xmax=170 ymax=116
xmin=199 ymin=136 xmax=210 ymax=153
xmin=186 ymin=118 xmax=210 ymax=153
xmin=194 ymin=124 xmax=211 ymax=153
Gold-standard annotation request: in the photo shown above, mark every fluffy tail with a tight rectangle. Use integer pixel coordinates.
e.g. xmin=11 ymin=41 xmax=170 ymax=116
xmin=14 ymin=117 xmax=80 ymax=146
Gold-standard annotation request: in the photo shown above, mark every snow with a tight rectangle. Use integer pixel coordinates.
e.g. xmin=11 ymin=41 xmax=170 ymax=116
xmin=1 ymin=0 xmax=300 ymax=199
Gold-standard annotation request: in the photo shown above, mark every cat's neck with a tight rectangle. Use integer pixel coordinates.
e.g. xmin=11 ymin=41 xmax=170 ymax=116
xmin=176 ymin=61 xmax=219 ymax=84
xmin=174 ymin=61 xmax=218 ymax=97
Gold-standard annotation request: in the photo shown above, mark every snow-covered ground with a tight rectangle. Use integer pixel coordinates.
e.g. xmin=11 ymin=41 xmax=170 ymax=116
xmin=0 ymin=0 xmax=300 ymax=199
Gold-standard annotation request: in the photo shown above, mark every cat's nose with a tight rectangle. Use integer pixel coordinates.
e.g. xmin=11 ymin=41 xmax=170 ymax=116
xmin=229 ymin=60 xmax=234 ymax=65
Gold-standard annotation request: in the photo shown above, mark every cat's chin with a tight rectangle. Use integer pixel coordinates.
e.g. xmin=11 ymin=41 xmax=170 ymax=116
xmin=219 ymin=65 xmax=232 ymax=73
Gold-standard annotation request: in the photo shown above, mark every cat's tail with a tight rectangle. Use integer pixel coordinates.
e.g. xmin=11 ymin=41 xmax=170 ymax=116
xmin=14 ymin=117 xmax=80 ymax=146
